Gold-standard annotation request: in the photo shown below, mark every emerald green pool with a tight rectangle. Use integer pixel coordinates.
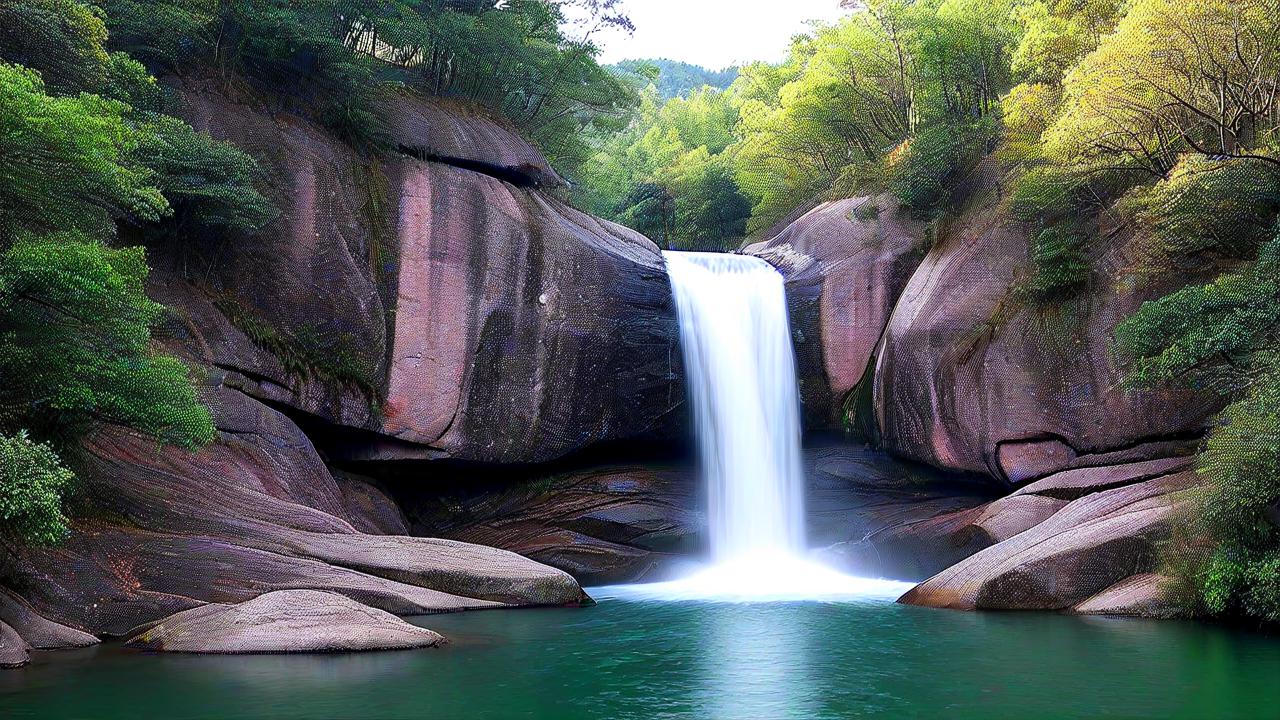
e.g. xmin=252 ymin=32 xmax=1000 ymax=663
xmin=3 ymin=591 xmax=1278 ymax=719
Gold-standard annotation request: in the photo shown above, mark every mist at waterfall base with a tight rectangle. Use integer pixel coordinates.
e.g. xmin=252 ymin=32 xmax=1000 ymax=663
xmin=600 ymin=251 xmax=912 ymax=603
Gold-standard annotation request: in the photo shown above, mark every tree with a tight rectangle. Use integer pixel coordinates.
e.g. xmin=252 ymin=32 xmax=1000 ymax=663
xmin=1045 ymin=0 xmax=1280 ymax=177
xmin=0 ymin=431 xmax=74 ymax=545
xmin=0 ymin=63 xmax=165 ymax=238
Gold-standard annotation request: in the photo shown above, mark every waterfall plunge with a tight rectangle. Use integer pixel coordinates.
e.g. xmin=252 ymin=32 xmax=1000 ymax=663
xmin=599 ymin=252 xmax=912 ymax=602
xmin=666 ymin=252 xmax=806 ymax=560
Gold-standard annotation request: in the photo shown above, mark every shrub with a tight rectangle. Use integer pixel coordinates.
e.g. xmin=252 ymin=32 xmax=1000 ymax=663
xmin=0 ymin=233 xmax=215 ymax=448
xmin=1025 ymin=225 xmax=1090 ymax=302
xmin=1124 ymin=156 xmax=1280 ymax=266
xmin=1180 ymin=355 xmax=1280 ymax=624
xmin=0 ymin=431 xmax=74 ymax=545
xmin=890 ymin=117 xmax=997 ymax=219
xmin=1114 ymin=230 xmax=1280 ymax=393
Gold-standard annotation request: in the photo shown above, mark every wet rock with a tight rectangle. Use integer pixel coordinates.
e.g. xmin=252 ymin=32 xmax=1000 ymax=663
xmin=1072 ymin=574 xmax=1181 ymax=618
xmin=419 ymin=444 xmax=989 ymax=586
xmin=0 ymin=588 xmax=98 ymax=650
xmin=125 ymin=590 xmax=444 ymax=655
xmin=412 ymin=464 xmax=702 ymax=586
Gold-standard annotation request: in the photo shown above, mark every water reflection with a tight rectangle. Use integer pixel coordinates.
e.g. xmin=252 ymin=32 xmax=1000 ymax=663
xmin=698 ymin=604 xmax=822 ymax=719
xmin=3 ymin=599 xmax=1279 ymax=720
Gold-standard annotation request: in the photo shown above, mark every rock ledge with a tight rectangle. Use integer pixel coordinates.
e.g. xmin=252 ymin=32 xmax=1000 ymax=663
xmin=126 ymin=590 xmax=445 ymax=655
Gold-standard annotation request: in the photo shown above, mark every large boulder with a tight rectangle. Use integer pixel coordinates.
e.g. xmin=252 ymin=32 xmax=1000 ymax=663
xmin=0 ymin=621 xmax=28 ymax=669
xmin=745 ymin=196 xmax=927 ymax=429
xmin=162 ymin=77 xmax=683 ymax=466
xmin=840 ymin=456 xmax=1193 ymax=582
xmin=375 ymin=163 xmax=682 ymax=463
xmin=125 ymin=590 xmax=445 ymax=655
xmin=872 ymin=180 xmax=1217 ymax=483
xmin=899 ymin=467 xmax=1199 ymax=611
xmin=1071 ymin=573 xmax=1181 ymax=618
xmin=0 ymin=588 xmax=98 ymax=650
xmin=1 ymin=387 xmax=586 ymax=638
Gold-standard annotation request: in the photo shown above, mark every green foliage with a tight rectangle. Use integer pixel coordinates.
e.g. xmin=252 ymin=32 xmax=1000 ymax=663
xmin=610 ymin=59 xmax=739 ymax=100
xmin=1116 ymin=228 xmax=1280 ymax=624
xmin=134 ymin=114 xmax=276 ymax=236
xmin=889 ymin=118 xmax=996 ymax=219
xmin=0 ymin=0 xmax=113 ymax=94
xmin=1203 ymin=550 xmax=1280 ymax=623
xmin=0 ymin=0 xmax=275 ymax=544
xmin=1122 ymin=157 xmax=1280 ymax=265
xmin=1195 ymin=362 xmax=1280 ymax=623
xmin=1115 ymin=229 xmax=1280 ymax=393
xmin=94 ymin=0 xmax=636 ymax=177
xmin=0 ymin=233 xmax=215 ymax=448
xmin=0 ymin=62 xmax=166 ymax=237
xmin=1044 ymin=0 xmax=1280 ymax=176
xmin=0 ymin=431 xmax=73 ymax=545
xmin=1024 ymin=225 xmax=1090 ymax=301
xmin=214 ymin=297 xmax=380 ymax=400
xmin=581 ymin=85 xmax=751 ymax=250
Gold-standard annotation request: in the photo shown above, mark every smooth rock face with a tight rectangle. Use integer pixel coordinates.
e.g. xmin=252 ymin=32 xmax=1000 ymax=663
xmin=900 ymin=470 xmax=1198 ymax=610
xmin=0 ymin=588 xmax=98 ymax=650
xmin=0 ymin=621 xmax=29 ymax=668
xmin=1072 ymin=573 xmax=1180 ymax=618
xmin=872 ymin=180 xmax=1218 ymax=482
xmin=2 ymin=390 xmax=585 ymax=637
xmin=126 ymin=590 xmax=444 ymax=655
xmin=377 ymin=91 xmax=564 ymax=188
xmin=379 ymin=163 xmax=682 ymax=463
xmin=746 ymin=196 xmax=926 ymax=428
xmin=164 ymin=76 xmax=682 ymax=466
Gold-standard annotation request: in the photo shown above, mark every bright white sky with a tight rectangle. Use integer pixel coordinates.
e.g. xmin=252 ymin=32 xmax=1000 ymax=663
xmin=583 ymin=1 xmax=852 ymax=69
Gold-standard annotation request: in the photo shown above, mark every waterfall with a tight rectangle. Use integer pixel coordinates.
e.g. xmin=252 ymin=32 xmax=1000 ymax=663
xmin=598 ymin=251 xmax=913 ymax=602
xmin=664 ymin=251 xmax=806 ymax=560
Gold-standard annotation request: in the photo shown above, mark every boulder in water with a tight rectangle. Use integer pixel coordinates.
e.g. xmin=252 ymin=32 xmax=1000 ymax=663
xmin=0 ymin=621 xmax=29 ymax=668
xmin=126 ymin=590 xmax=445 ymax=655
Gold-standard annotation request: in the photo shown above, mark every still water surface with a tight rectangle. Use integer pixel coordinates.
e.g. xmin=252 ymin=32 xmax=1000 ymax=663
xmin=3 ymin=591 xmax=1278 ymax=720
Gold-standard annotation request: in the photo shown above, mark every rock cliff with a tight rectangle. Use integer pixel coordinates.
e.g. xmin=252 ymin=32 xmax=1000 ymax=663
xmin=0 ymin=78 xmax=683 ymax=654
xmin=751 ymin=173 xmax=1220 ymax=615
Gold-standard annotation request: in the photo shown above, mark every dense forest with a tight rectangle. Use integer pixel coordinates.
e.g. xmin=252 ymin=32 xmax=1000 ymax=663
xmin=3 ymin=0 xmax=1280 ymax=628
xmin=609 ymin=59 xmax=739 ymax=100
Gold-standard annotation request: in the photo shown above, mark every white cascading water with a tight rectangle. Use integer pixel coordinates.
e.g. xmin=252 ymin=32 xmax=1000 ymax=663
xmin=600 ymin=251 xmax=912 ymax=602
xmin=666 ymin=251 xmax=806 ymax=559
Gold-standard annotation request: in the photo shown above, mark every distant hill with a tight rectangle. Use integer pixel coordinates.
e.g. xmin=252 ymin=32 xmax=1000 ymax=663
xmin=610 ymin=59 xmax=740 ymax=100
